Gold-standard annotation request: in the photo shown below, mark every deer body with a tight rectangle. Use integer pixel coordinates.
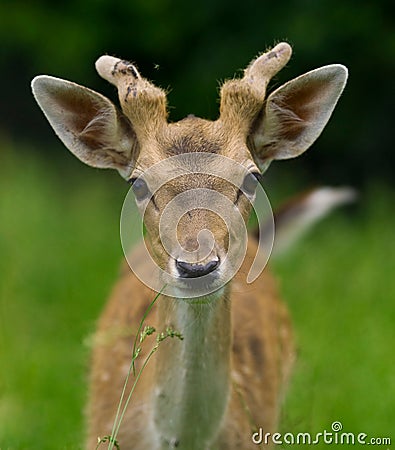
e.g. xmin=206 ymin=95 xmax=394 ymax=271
xmin=32 ymin=43 xmax=348 ymax=449
xmin=88 ymin=240 xmax=292 ymax=449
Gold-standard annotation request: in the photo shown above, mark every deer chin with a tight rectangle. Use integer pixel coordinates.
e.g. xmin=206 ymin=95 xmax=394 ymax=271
xmin=173 ymin=284 xmax=226 ymax=304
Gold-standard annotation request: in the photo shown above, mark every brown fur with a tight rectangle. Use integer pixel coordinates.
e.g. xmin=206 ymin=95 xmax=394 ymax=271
xmin=31 ymin=43 xmax=348 ymax=449
xmin=86 ymin=240 xmax=294 ymax=449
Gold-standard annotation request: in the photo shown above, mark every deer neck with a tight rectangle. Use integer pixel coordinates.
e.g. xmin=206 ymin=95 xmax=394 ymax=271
xmin=152 ymin=287 xmax=232 ymax=449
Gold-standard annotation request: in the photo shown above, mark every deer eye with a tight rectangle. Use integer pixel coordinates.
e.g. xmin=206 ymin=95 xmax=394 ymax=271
xmin=129 ymin=177 xmax=150 ymax=201
xmin=241 ymin=172 xmax=261 ymax=196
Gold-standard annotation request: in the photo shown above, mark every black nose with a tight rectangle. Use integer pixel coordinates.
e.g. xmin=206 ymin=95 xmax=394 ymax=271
xmin=176 ymin=258 xmax=220 ymax=278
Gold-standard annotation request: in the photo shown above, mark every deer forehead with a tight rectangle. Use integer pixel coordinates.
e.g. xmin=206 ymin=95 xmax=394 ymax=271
xmin=150 ymin=176 xmax=240 ymax=211
xmin=134 ymin=116 xmax=255 ymax=174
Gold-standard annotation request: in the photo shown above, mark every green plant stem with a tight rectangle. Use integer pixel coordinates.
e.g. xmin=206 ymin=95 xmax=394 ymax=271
xmin=110 ymin=327 xmax=184 ymax=448
xmin=107 ymin=328 xmax=183 ymax=450
xmin=106 ymin=286 xmax=166 ymax=450
xmin=109 ymin=344 xmax=159 ymax=449
xmin=131 ymin=287 xmax=165 ymax=376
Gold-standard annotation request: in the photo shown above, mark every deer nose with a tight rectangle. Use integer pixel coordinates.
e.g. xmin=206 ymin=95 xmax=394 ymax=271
xmin=176 ymin=258 xmax=220 ymax=278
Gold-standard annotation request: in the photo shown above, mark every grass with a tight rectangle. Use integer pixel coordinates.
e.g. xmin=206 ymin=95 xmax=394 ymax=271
xmin=0 ymin=140 xmax=394 ymax=449
xmin=0 ymin=141 xmax=129 ymax=449
xmin=275 ymin=186 xmax=395 ymax=443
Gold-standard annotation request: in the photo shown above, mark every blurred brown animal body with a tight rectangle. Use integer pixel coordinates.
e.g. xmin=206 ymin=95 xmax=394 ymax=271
xmin=32 ymin=43 xmax=347 ymax=449
xmin=88 ymin=239 xmax=292 ymax=449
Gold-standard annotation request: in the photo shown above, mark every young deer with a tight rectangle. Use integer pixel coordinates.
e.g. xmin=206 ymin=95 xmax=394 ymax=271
xmin=32 ymin=43 xmax=347 ymax=449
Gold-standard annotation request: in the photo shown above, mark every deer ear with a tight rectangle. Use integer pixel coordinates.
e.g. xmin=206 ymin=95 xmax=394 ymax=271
xmin=32 ymin=75 xmax=137 ymax=178
xmin=250 ymin=64 xmax=348 ymax=170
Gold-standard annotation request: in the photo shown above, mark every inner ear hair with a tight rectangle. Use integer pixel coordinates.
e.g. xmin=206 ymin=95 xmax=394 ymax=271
xmin=31 ymin=75 xmax=138 ymax=177
xmin=250 ymin=64 xmax=348 ymax=164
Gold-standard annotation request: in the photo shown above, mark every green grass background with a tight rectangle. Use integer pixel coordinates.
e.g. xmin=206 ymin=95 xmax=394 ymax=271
xmin=0 ymin=140 xmax=394 ymax=449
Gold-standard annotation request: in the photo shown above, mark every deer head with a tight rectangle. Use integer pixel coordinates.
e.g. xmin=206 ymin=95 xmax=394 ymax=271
xmin=32 ymin=43 xmax=347 ymax=298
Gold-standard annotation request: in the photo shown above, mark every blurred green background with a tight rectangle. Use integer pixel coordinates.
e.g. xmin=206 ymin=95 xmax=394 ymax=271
xmin=0 ymin=0 xmax=394 ymax=448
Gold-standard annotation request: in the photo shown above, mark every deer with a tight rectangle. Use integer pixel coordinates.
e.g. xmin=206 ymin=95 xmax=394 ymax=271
xmin=31 ymin=42 xmax=348 ymax=449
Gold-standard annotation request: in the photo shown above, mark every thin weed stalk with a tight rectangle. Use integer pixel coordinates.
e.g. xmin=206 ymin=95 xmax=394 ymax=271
xmin=106 ymin=287 xmax=164 ymax=450
xmin=97 ymin=285 xmax=183 ymax=450
xmin=110 ymin=327 xmax=183 ymax=449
